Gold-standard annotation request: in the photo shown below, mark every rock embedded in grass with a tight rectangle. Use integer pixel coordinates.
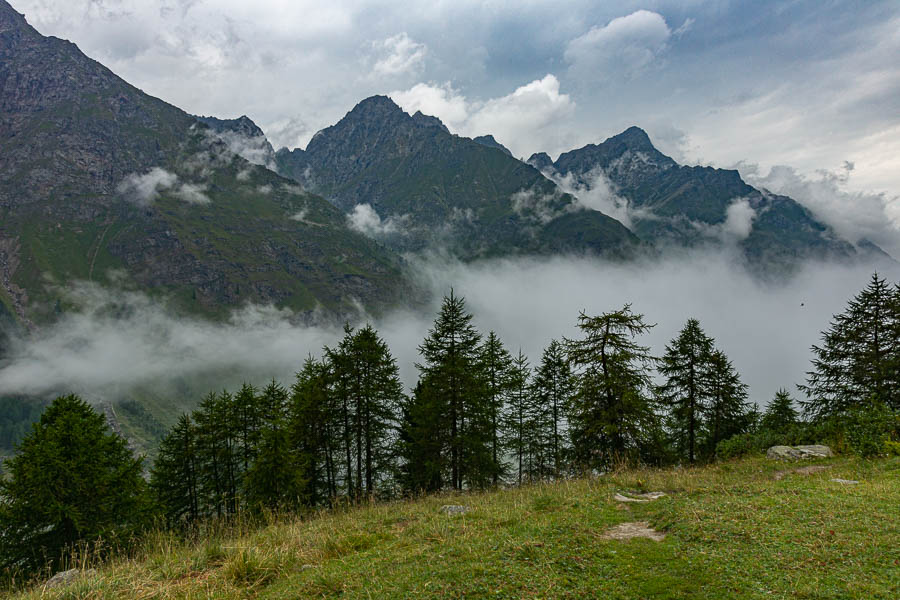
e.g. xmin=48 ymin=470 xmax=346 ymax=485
xmin=831 ymin=478 xmax=860 ymax=485
xmin=440 ymin=505 xmax=470 ymax=515
xmin=44 ymin=568 xmax=96 ymax=589
xmin=613 ymin=491 xmax=666 ymax=503
xmin=766 ymin=445 xmax=834 ymax=460
xmin=601 ymin=521 xmax=666 ymax=541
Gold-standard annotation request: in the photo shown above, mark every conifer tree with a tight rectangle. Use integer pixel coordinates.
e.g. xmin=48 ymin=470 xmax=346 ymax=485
xmin=193 ymin=391 xmax=240 ymax=516
xmin=503 ymin=350 xmax=532 ymax=485
xmin=410 ymin=291 xmax=495 ymax=490
xmin=565 ymin=305 xmax=657 ymax=469
xmin=151 ymin=414 xmax=199 ymax=526
xmin=657 ymin=318 xmax=714 ymax=464
xmin=245 ymin=381 xmax=301 ymax=510
xmin=531 ymin=339 xmax=574 ymax=478
xmin=761 ymin=389 xmax=800 ymax=434
xmin=233 ymin=383 xmax=261 ymax=473
xmin=478 ymin=331 xmax=514 ymax=485
xmin=325 ymin=324 xmax=404 ymax=500
xmin=290 ymin=356 xmax=337 ymax=506
xmin=800 ymin=274 xmax=900 ymax=419
xmin=703 ymin=349 xmax=752 ymax=455
xmin=0 ymin=395 xmax=150 ymax=573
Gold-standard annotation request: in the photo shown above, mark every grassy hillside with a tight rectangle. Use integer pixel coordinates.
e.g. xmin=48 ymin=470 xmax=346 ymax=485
xmin=14 ymin=455 xmax=899 ymax=599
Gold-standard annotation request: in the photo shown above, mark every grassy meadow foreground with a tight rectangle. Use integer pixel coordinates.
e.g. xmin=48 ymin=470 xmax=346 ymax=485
xmin=16 ymin=455 xmax=899 ymax=599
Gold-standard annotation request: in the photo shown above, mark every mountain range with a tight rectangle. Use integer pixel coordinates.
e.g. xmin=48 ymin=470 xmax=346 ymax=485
xmin=1 ymin=0 xmax=895 ymax=455
xmin=1 ymin=0 xmax=889 ymax=331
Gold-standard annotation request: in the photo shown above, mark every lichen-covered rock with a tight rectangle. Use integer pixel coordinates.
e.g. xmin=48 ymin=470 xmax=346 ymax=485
xmin=767 ymin=445 xmax=834 ymax=460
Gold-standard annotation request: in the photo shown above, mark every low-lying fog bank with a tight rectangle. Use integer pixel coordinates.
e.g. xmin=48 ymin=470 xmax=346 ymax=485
xmin=1 ymin=251 xmax=896 ymax=410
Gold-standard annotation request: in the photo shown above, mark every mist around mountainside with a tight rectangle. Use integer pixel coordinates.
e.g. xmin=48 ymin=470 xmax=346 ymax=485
xmin=0 ymin=249 xmax=895 ymax=416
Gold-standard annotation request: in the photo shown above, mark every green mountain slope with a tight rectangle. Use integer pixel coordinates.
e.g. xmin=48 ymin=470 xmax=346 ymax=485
xmin=276 ymin=96 xmax=639 ymax=260
xmin=533 ymin=126 xmax=871 ymax=268
xmin=0 ymin=1 xmax=408 ymax=325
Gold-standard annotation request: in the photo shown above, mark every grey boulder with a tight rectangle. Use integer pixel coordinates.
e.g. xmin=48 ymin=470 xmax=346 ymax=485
xmin=766 ymin=445 xmax=834 ymax=460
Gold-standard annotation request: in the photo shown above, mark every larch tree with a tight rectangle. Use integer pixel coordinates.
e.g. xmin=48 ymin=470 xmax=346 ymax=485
xmin=0 ymin=395 xmax=151 ymax=574
xmin=565 ymin=305 xmax=658 ymax=470
xmin=532 ymin=339 xmax=574 ymax=478
xmin=657 ymin=318 xmax=714 ymax=464
xmin=800 ymin=274 xmax=900 ymax=419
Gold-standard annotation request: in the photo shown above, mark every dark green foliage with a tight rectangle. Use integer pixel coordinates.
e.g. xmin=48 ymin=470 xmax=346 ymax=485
xmin=0 ymin=397 xmax=48 ymax=453
xmin=841 ymin=403 xmax=899 ymax=458
xmin=503 ymin=350 xmax=533 ymax=485
xmin=531 ymin=340 xmax=575 ymax=479
xmin=800 ymin=274 xmax=900 ymax=419
xmin=703 ymin=350 xmax=753 ymax=457
xmin=325 ymin=325 xmax=405 ymax=500
xmin=760 ymin=389 xmax=800 ymax=434
xmin=657 ymin=319 xmax=714 ymax=463
xmin=565 ymin=306 xmax=658 ymax=470
xmin=478 ymin=332 xmax=514 ymax=485
xmin=403 ymin=291 xmax=499 ymax=491
xmin=658 ymin=320 xmax=753 ymax=463
xmin=151 ymin=414 xmax=199 ymax=526
xmin=290 ymin=357 xmax=336 ymax=506
xmin=0 ymin=395 xmax=150 ymax=574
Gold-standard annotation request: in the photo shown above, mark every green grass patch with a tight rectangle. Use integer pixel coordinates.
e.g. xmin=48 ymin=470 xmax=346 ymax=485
xmin=10 ymin=456 xmax=900 ymax=599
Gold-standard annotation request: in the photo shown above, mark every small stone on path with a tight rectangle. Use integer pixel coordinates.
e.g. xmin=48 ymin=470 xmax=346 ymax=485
xmin=602 ymin=521 xmax=666 ymax=541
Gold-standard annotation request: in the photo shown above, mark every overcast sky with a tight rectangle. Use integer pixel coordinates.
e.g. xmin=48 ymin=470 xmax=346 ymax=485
xmin=10 ymin=1 xmax=899 ymax=203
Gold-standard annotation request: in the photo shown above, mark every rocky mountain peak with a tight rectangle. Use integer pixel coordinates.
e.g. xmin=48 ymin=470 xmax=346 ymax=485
xmin=412 ymin=110 xmax=450 ymax=133
xmin=473 ymin=135 xmax=512 ymax=156
xmin=527 ymin=152 xmax=553 ymax=171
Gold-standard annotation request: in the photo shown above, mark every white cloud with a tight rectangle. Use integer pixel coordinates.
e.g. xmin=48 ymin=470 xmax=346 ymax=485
xmin=391 ymin=74 xmax=574 ymax=159
xmin=117 ymin=168 xmax=211 ymax=206
xmin=549 ymin=167 xmax=635 ymax=228
xmin=721 ymin=198 xmax=757 ymax=240
xmin=347 ymin=203 xmax=407 ymax=237
xmin=116 ymin=167 xmax=178 ymax=205
xmin=372 ymin=33 xmax=426 ymax=77
xmin=565 ymin=10 xmax=671 ymax=80
xmin=205 ymin=128 xmax=275 ymax=170
xmin=741 ymin=163 xmax=900 ymax=257
xmin=4 ymin=253 xmax=896 ymax=411
xmin=510 ymin=188 xmax=576 ymax=225
xmin=173 ymin=182 xmax=211 ymax=204
xmin=389 ymin=82 xmax=469 ymax=128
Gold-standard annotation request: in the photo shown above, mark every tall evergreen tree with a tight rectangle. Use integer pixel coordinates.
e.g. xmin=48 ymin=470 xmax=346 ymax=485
xmin=478 ymin=331 xmax=514 ymax=485
xmin=325 ymin=324 xmax=404 ymax=500
xmin=503 ymin=350 xmax=532 ymax=485
xmin=410 ymin=291 xmax=495 ymax=490
xmin=245 ymin=381 xmax=301 ymax=510
xmin=657 ymin=318 xmax=714 ymax=464
xmin=565 ymin=305 xmax=658 ymax=470
xmin=703 ymin=349 xmax=752 ymax=456
xmin=151 ymin=414 xmax=199 ymax=526
xmin=761 ymin=389 xmax=800 ymax=434
xmin=532 ymin=339 xmax=574 ymax=478
xmin=290 ymin=356 xmax=337 ymax=506
xmin=0 ymin=395 xmax=150 ymax=573
xmin=800 ymin=274 xmax=900 ymax=419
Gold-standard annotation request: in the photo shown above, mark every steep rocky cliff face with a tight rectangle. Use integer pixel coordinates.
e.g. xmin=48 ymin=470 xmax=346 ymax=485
xmin=0 ymin=1 xmax=408 ymax=324
xmin=276 ymin=96 xmax=639 ymax=260
xmin=530 ymin=127 xmax=867 ymax=269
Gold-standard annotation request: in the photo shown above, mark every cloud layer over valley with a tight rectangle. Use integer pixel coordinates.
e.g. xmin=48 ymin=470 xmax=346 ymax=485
xmin=1 ymin=253 xmax=895 ymax=414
